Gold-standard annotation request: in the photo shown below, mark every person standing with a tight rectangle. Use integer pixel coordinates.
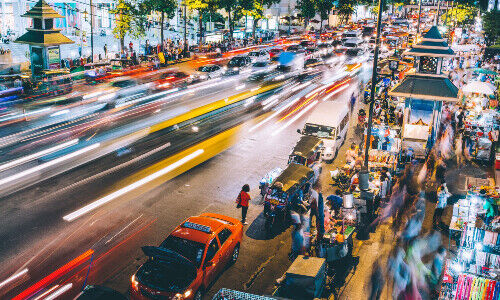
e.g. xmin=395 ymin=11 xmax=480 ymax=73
xmin=433 ymin=181 xmax=450 ymax=228
xmin=236 ymin=184 xmax=251 ymax=224
xmin=103 ymin=44 xmax=108 ymax=58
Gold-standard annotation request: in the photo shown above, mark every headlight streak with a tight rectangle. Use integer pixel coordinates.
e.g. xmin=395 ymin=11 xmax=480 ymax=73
xmin=0 ymin=143 xmax=100 ymax=187
xmin=272 ymin=100 xmax=319 ymax=136
xmin=0 ymin=139 xmax=79 ymax=172
xmin=0 ymin=268 xmax=28 ymax=289
xmin=63 ymin=149 xmax=204 ymax=222
xmin=43 ymin=283 xmax=72 ymax=300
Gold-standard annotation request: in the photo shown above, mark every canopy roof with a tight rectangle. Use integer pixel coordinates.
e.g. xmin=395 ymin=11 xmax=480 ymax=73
xmin=291 ymin=136 xmax=323 ymax=158
xmin=21 ymin=0 xmax=64 ymax=19
xmin=404 ymin=26 xmax=454 ymax=58
xmin=272 ymin=163 xmax=313 ymax=193
xmin=15 ymin=30 xmax=74 ymax=46
xmin=388 ymin=74 xmax=458 ymax=101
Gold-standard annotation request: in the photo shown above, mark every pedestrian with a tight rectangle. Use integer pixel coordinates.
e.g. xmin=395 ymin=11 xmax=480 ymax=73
xmin=433 ymin=181 xmax=450 ymax=228
xmin=350 ymin=92 xmax=356 ymax=113
xmin=428 ymin=246 xmax=446 ymax=298
xmin=236 ymin=184 xmax=250 ymax=224
xmin=103 ymin=44 xmax=107 ymax=58
xmin=129 ymin=41 xmax=134 ymax=53
xmin=368 ymin=261 xmax=385 ymax=300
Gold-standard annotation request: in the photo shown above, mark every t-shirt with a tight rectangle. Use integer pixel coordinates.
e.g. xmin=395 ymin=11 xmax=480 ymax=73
xmin=238 ymin=191 xmax=250 ymax=207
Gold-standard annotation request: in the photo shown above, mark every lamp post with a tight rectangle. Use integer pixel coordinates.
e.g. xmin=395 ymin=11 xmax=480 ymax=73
xmin=90 ymin=0 xmax=94 ymax=62
xmin=436 ymin=0 xmax=441 ymax=26
xmin=416 ymin=0 xmax=422 ymax=33
xmin=359 ymin=0 xmax=384 ymax=192
xmin=183 ymin=3 xmax=188 ymax=55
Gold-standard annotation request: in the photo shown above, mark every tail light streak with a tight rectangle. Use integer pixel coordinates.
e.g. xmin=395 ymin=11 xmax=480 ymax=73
xmin=272 ymin=100 xmax=319 ymax=136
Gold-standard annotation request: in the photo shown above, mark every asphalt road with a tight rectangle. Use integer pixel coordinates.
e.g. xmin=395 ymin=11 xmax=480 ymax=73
xmin=0 ymin=61 xmax=368 ymax=300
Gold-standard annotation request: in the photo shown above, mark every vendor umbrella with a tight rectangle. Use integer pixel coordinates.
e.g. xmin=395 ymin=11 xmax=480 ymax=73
xmin=473 ymin=68 xmax=498 ymax=75
xmin=462 ymin=81 xmax=496 ymax=95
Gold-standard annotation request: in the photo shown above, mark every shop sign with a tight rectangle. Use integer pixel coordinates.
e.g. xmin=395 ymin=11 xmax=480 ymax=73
xmin=48 ymin=47 xmax=61 ymax=69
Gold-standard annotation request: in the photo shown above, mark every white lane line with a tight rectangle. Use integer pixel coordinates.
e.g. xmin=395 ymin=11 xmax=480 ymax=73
xmin=0 ymin=143 xmax=100 ymax=187
xmin=63 ymin=149 xmax=205 ymax=222
xmin=105 ymin=214 xmax=143 ymax=244
xmin=272 ymin=100 xmax=319 ymax=136
xmin=0 ymin=139 xmax=79 ymax=172
xmin=0 ymin=268 xmax=28 ymax=289
xmin=44 ymin=283 xmax=73 ymax=300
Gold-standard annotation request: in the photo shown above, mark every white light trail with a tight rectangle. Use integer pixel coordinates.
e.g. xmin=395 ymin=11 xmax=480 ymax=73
xmin=0 ymin=139 xmax=79 ymax=172
xmin=272 ymin=100 xmax=319 ymax=136
xmin=249 ymin=87 xmax=315 ymax=132
xmin=63 ymin=149 xmax=204 ymax=222
xmin=323 ymin=84 xmax=350 ymax=101
xmin=0 ymin=143 xmax=100 ymax=187
xmin=33 ymin=285 xmax=60 ymax=300
xmin=0 ymin=268 xmax=28 ymax=289
xmin=235 ymin=84 xmax=246 ymax=91
xmin=44 ymin=283 xmax=73 ymax=300
xmin=49 ymin=109 xmax=69 ymax=117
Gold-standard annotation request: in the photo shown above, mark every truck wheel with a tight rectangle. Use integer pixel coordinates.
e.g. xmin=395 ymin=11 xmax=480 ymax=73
xmin=194 ymin=289 xmax=203 ymax=300
xmin=230 ymin=244 xmax=240 ymax=264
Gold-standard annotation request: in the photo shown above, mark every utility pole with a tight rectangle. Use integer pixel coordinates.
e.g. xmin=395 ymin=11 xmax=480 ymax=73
xmin=436 ymin=0 xmax=441 ymax=26
xmin=184 ymin=3 xmax=188 ymax=54
xmin=360 ymin=0 xmax=384 ymax=191
xmin=417 ymin=0 xmax=422 ymax=33
xmin=90 ymin=0 xmax=94 ymax=62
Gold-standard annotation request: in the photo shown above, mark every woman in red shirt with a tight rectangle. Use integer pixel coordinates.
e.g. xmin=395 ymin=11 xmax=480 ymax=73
xmin=237 ymin=184 xmax=251 ymax=225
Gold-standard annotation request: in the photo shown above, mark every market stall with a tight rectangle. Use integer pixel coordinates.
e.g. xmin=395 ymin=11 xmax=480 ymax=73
xmin=440 ymin=178 xmax=500 ymax=300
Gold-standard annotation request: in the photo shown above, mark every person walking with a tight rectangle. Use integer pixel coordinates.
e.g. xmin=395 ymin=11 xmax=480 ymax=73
xmin=433 ymin=181 xmax=450 ymax=228
xmin=236 ymin=184 xmax=251 ymax=224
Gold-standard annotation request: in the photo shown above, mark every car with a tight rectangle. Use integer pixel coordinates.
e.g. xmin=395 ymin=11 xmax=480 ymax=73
xmin=193 ymin=64 xmax=224 ymax=81
xmin=251 ymin=61 xmax=274 ymax=74
xmin=226 ymin=56 xmax=252 ymax=75
xmin=130 ymin=213 xmax=243 ymax=300
xmin=317 ymin=43 xmax=332 ymax=56
xmin=155 ymin=71 xmax=192 ymax=90
xmin=98 ymin=77 xmax=152 ymax=107
xmin=269 ymin=48 xmax=283 ymax=58
xmin=286 ymin=45 xmax=305 ymax=53
xmin=304 ymin=58 xmax=324 ymax=69
xmin=299 ymin=40 xmax=315 ymax=48
xmin=247 ymin=50 xmax=270 ymax=63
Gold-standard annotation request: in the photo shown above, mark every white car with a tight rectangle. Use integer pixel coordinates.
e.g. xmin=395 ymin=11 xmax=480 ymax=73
xmin=248 ymin=50 xmax=270 ymax=63
xmin=193 ymin=64 xmax=224 ymax=80
xmin=251 ymin=61 xmax=274 ymax=74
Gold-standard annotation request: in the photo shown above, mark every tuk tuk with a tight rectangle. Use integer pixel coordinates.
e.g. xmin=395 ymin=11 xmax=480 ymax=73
xmin=83 ymin=62 xmax=111 ymax=84
xmin=289 ymin=135 xmax=323 ymax=182
xmin=264 ymin=163 xmax=315 ymax=234
xmin=110 ymin=58 xmax=133 ymax=71
xmin=30 ymin=69 xmax=73 ymax=97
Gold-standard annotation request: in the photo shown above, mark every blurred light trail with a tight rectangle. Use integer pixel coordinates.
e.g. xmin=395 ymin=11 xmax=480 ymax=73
xmin=0 ymin=143 xmax=100 ymax=187
xmin=272 ymin=100 xmax=319 ymax=136
xmin=279 ymin=93 xmax=318 ymax=122
xmin=43 ymin=283 xmax=72 ymax=300
xmin=324 ymin=84 xmax=350 ymax=101
xmin=13 ymin=250 xmax=93 ymax=300
xmin=105 ymin=214 xmax=143 ymax=244
xmin=235 ymin=84 xmax=246 ymax=91
xmin=0 ymin=139 xmax=79 ymax=172
xmin=248 ymin=86 xmax=315 ymax=132
xmin=0 ymin=269 xmax=28 ymax=289
xmin=49 ymin=109 xmax=69 ymax=117
xmin=32 ymin=285 xmax=59 ymax=300
xmin=63 ymin=149 xmax=205 ymax=222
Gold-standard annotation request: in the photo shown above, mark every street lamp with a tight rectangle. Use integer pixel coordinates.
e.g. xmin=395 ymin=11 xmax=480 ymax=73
xmin=359 ymin=0 xmax=384 ymax=193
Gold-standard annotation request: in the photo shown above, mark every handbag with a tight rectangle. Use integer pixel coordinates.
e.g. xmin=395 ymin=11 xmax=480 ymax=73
xmin=236 ymin=192 xmax=242 ymax=208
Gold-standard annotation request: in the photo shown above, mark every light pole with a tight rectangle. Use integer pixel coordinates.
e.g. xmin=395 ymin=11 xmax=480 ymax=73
xmin=183 ymin=3 xmax=188 ymax=55
xmin=90 ymin=0 xmax=94 ymax=62
xmin=416 ymin=0 xmax=422 ymax=33
xmin=436 ymin=0 xmax=441 ymax=26
xmin=359 ymin=0 xmax=384 ymax=192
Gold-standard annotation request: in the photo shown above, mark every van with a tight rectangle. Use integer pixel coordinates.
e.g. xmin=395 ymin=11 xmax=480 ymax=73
xmin=299 ymin=101 xmax=350 ymax=163
xmin=343 ymin=38 xmax=364 ymax=50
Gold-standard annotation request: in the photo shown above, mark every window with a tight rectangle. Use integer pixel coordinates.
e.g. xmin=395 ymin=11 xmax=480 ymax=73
xmin=205 ymin=239 xmax=219 ymax=262
xmin=218 ymin=228 xmax=232 ymax=245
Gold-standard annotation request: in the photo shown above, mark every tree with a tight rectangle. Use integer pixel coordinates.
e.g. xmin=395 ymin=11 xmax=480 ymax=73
xmin=296 ymin=0 xmax=316 ymax=31
xmin=143 ymin=0 xmax=177 ymax=49
xmin=111 ymin=0 xmax=133 ymax=52
xmin=240 ymin=0 xmax=279 ymax=40
xmin=440 ymin=4 xmax=477 ymax=26
xmin=315 ymin=0 xmax=333 ymax=32
xmin=185 ymin=0 xmax=210 ymax=47
xmin=336 ymin=0 xmax=356 ymax=24
xmin=483 ymin=11 xmax=500 ymax=46
xmin=219 ymin=0 xmax=239 ymax=41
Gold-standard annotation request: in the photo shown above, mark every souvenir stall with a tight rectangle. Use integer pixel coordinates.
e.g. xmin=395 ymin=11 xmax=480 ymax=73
xmin=364 ymin=125 xmax=401 ymax=172
xmin=439 ymin=179 xmax=500 ymax=299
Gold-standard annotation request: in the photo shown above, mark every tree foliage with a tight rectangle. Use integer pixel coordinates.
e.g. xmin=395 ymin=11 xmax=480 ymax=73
xmin=142 ymin=0 xmax=177 ymax=46
xmin=296 ymin=0 xmax=316 ymax=29
xmin=111 ymin=0 xmax=145 ymax=51
xmin=440 ymin=4 xmax=477 ymax=26
xmin=315 ymin=0 xmax=333 ymax=31
xmin=482 ymin=11 xmax=500 ymax=46
xmin=336 ymin=0 xmax=356 ymax=24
